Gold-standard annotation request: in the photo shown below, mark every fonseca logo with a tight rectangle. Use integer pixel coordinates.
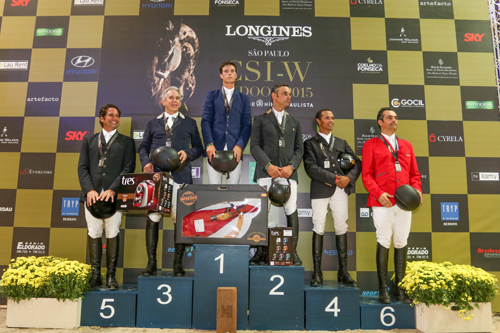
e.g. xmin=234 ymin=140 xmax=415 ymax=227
xmin=428 ymin=134 xmax=463 ymax=142
xmin=121 ymin=176 xmax=139 ymax=185
xmin=391 ymin=98 xmax=424 ymax=108
xmin=297 ymin=209 xmax=312 ymax=218
xmin=360 ymin=208 xmax=371 ymax=218
xmin=215 ymin=0 xmax=239 ymax=4
xmin=71 ymin=56 xmax=95 ymax=68
xmin=0 ymin=61 xmax=29 ymax=70
xmin=464 ymin=33 xmax=484 ymax=42
xmin=19 ymin=168 xmax=53 ymax=175
xmin=11 ymin=0 xmax=30 ymax=6
xmin=65 ymin=131 xmax=88 ymax=141
xmin=465 ymin=101 xmax=494 ymax=109
xmin=225 ymin=25 xmax=312 ymax=46
xmin=133 ymin=131 xmax=144 ymax=140
xmin=471 ymin=172 xmax=499 ymax=181
xmin=0 ymin=207 xmax=13 ymax=212
xmin=351 ymin=0 xmax=383 ymax=3
xmin=74 ymin=0 xmax=104 ymax=5
xmin=357 ymin=58 xmax=383 ymax=73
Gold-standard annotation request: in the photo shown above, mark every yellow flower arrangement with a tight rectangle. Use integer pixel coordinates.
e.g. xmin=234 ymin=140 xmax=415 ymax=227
xmin=398 ymin=261 xmax=498 ymax=320
xmin=0 ymin=256 xmax=92 ymax=302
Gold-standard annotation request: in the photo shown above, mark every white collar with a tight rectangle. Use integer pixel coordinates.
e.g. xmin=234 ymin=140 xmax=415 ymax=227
xmin=102 ymin=129 xmax=116 ymax=139
xmin=156 ymin=112 xmax=185 ymax=120
xmin=318 ymin=132 xmax=332 ymax=143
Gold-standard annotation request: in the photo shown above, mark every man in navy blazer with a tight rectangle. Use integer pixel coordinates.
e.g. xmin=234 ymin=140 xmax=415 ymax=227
xmin=201 ymin=61 xmax=252 ymax=184
xmin=139 ymin=86 xmax=203 ymax=277
xmin=78 ymin=104 xmax=136 ymax=290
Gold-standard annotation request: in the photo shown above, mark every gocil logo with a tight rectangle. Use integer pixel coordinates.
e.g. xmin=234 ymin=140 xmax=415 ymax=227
xmin=71 ymin=56 xmax=95 ymax=68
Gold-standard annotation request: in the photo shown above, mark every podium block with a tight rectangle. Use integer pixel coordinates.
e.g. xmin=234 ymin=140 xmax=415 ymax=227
xmin=136 ymin=275 xmax=193 ymax=328
xmin=249 ymin=266 xmax=304 ymax=330
xmin=360 ymin=298 xmax=415 ymax=329
xmin=81 ymin=287 xmax=137 ymax=327
xmin=192 ymin=244 xmax=249 ymax=330
xmin=305 ymin=281 xmax=360 ymax=331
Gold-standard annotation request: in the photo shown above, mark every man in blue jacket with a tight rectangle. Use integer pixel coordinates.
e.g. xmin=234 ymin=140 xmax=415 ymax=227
xmin=201 ymin=61 xmax=252 ymax=184
xmin=139 ymin=86 xmax=203 ymax=277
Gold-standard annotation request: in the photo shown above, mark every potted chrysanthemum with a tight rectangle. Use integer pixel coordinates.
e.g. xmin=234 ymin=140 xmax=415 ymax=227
xmin=398 ymin=261 xmax=498 ymax=333
xmin=0 ymin=256 xmax=92 ymax=329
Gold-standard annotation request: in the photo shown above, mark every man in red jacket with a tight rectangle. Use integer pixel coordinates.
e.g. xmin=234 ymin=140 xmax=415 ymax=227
xmin=362 ymin=107 xmax=422 ymax=304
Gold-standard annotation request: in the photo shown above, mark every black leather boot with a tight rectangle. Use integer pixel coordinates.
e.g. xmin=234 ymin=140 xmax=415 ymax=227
xmin=106 ymin=236 xmax=120 ymax=290
xmin=142 ymin=217 xmax=158 ymax=277
xmin=377 ymin=243 xmax=391 ymax=304
xmin=88 ymin=235 xmax=102 ymax=290
xmin=394 ymin=246 xmax=411 ymax=303
xmin=286 ymin=210 xmax=302 ymax=266
xmin=336 ymin=233 xmax=355 ymax=285
xmin=173 ymin=243 xmax=186 ymax=276
xmin=311 ymin=232 xmax=323 ymax=286
xmin=249 ymin=246 xmax=266 ymax=265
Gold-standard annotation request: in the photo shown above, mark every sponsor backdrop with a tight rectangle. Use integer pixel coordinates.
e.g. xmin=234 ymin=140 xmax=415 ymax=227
xmin=0 ymin=0 xmax=499 ymax=310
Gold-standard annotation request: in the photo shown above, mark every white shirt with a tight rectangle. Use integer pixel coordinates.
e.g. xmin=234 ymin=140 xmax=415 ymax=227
xmin=223 ymin=86 xmax=234 ymax=104
xmin=381 ymin=132 xmax=398 ymax=151
xmin=272 ymin=107 xmax=285 ymax=125
xmin=102 ymin=129 xmax=116 ymax=143
xmin=164 ymin=112 xmax=178 ymax=129
xmin=318 ymin=132 xmax=333 ymax=146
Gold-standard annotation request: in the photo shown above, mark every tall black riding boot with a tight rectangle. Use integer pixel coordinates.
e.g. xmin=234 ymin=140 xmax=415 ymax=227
xmin=106 ymin=236 xmax=120 ymax=290
xmin=376 ymin=243 xmax=391 ymax=304
xmin=88 ymin=235 xmax=102 ymax=290
xmin=249 ymin=246 xmax=266 ymax=265
xmin=173 ymin=243 xmax=186 ymax=276
xmin=336 ymin=233 xmax=355 ymax=285
xmin=286 ymin=210 xmax=302 ymax=266
xmin=394 ymin=246 xmax=411 ymax=303
xmin=142 ymin=217 xmax=159 ymax=277
xmin=311 ymin=232 xmax=323 ymax=286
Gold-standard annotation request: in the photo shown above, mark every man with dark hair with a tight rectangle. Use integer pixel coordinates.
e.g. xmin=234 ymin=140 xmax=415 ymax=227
xmin=303 ymin=109 xmax=361 ymax=286
xmin=362 ymin=107 xmax=422 ymax=304
xmin=78 ymin=104 xmax=136 ymax=290
xmin=250 ymin=83 xmax=304 ymax=265
xmin=201 ymin=61 xmax=252 ymax=184
xmin=139 ymin=86 xmax=203 ymax=277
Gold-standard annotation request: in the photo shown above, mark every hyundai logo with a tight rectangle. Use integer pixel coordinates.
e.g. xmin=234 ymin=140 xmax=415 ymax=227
xmin=71 ymin=56 xmax=95 ymax=68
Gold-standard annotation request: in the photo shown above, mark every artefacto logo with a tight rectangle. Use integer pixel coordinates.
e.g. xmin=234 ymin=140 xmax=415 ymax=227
xmin=65 ymin=131 xmax=88 ymax=141
xmin=464 ymin=33 xmax=485 ymax=42
xmin=26 ymin=96 xmax=59 ymax=102
xmin=19 ymin=168 xmax=53 ymax=175
xmin=471 ymin=172 xmax=499 ymax=181
xmin=419 ymin=1 xmax=452 ymax=6
xmin=360 ymin=208 xmax=371 ymax=218
xmin=428 ymin=134 xmax=463 ymax=142
xmin=0 ymin=61 xmax=29 ymax=70
xmin=225 ymin=25 xmax=312 ymax=46
xmin=465 ymin=101 xmax=494 ymax=109
xmin=71 ymin=56 xmax=95 ymax=68
xmin=357 ymin=58 xmax=383 ymax=73
xmin=391 ymin=98 xmax=424 ymax=108
xmin=61 ymin=198 xmax=80 ymax=216
xmin=297 ymin=209 xmax=312 ymax=218
xmin=11 ymin=0 xmax=30 ymax=6
xmin=441 ymin=202 xmax=459 ymax=221
xmin=36 ymin=28 xmax=64 ymax=37
xmin=74 ymin=0 xmax=104 ymax=5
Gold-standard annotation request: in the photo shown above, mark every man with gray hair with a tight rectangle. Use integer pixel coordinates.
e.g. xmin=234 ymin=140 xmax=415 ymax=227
xmin=139 ymin=86 xmax=203 ymax=277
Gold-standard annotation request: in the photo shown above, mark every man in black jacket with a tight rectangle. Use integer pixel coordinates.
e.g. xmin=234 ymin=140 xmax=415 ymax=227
xmin=139 ymin=86 xmax=203 ymax=277
xmin=303 ymin=109 xmax=361 ymax=286
xmin=78 ymin=104 xmax=136 ymax=290
xmin=250 ymin=83 xmax=304 ymax=265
